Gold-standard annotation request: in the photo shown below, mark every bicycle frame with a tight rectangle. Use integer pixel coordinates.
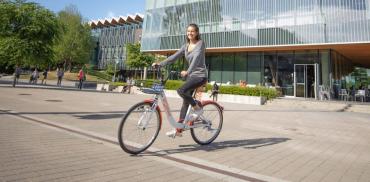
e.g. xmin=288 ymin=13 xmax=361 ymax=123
xmin=144 ymin=88 xmax=209 ymax=130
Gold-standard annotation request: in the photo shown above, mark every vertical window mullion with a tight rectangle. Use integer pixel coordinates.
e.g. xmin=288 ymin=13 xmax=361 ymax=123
xmin=349 ymin=0 xmax=355 ymax=42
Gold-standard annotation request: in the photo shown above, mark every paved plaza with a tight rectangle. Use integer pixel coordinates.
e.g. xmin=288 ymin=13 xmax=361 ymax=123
xmin=0 ymin=83 xmax=370 ymax=182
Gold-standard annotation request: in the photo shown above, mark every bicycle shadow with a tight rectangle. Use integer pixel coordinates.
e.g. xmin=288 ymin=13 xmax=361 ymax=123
xmin=73 ymin=113 xmax=125 ymax=120
xmin=143 ymin=137 xmax=290 ymax=156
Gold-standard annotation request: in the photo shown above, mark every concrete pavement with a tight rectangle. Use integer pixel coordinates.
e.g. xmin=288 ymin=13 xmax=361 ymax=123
xmin=1 ymin=84 xmax=370 ymax=181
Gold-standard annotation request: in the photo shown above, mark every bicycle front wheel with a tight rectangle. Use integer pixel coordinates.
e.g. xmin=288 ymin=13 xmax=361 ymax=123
xmin=190 ymin=102 xmax=223 ymax=145
xmin=118 ymin=102 xmax=161 ymax=154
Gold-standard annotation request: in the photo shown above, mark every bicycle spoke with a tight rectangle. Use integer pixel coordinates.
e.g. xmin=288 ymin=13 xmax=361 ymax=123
xmin=118 ymin=102 xmax=160 ymax=154
xmin=191 ymin=102 xmax=223 ymax=145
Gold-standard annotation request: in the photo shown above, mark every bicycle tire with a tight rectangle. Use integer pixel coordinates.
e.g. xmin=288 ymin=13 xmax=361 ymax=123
xmin=118 ymin=101 xmax=161 ymax=154
xmin=190 ymin=101 xmax=223 ymax=145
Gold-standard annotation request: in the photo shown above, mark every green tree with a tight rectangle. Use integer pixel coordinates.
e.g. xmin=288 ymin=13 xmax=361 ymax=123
xmin=350 ymin=67 xmax=369 ymax=89
xmin=126 ymin=43 xmax=155 ymax=79
xmin=53 ymin=5 xmax=93 ymax=72
xmin=0 ymin=0 xmax=59 ymax=68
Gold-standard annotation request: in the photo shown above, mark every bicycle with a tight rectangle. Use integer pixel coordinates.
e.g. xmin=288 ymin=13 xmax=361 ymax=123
xmin=118 ymin=68 xmax=224 ymax=155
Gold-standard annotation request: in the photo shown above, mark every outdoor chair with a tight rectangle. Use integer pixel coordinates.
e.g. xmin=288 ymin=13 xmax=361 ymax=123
xmin=338 ymin=89 xmax=350 ymax=101
xmin=319 ymin=85 xmax=331 ymax=100
xmin=355 ymin=90 xmax=366 ymax=102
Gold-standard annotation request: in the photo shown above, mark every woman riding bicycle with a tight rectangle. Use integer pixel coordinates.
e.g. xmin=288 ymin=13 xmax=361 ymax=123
xmin=152 ymin=23 xmax=207 ymax=138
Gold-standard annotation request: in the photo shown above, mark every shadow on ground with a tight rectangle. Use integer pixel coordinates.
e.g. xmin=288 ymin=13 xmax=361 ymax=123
xmin=0 ymin=111 xmax=127 ymax=120
xmin=143 ymin=137 xmax=290 ymax=156
xmin=74 ymin=113 xmax=125 ymax=120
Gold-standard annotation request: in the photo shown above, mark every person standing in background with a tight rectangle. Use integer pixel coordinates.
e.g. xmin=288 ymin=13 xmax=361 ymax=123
xmin=77 ymin=68 xmax=85 ymax=89
xmin=57 ymin=68 xmax=64 ymax=87
xmin=41 ymin=69 xmax=48 ymax=85
xmin=31 ymin=68 xmax=39 ymax=84
xmin=13 ymin=65 xmax=22 ymax=87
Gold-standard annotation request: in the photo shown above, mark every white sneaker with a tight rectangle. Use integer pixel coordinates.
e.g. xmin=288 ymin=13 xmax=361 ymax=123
xmin=165 ymin=129 xmax=182 ymax=138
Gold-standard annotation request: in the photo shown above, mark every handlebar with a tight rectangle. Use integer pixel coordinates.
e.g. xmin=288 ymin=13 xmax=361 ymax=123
xmin=152 ymin=65 xmax=179 ymax=86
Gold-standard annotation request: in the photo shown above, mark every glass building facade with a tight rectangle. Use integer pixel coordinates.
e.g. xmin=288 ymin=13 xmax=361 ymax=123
xmin=142 ymin=0 xmax=370 ymax=50
xmin=141 ymin=0 xmax=370 ymax=98
xmin=90 ymin=15 xmax=143 ymax=69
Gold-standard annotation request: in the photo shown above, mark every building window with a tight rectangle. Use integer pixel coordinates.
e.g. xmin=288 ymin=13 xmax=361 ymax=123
xmin=248 ymin=53 xmax=262 ymax=85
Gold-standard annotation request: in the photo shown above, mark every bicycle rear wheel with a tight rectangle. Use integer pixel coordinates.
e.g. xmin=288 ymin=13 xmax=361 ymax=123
xmin=118 ymin=102 xmax=161 ymax=154
xmin=190 ymin=102 xmax=223 ymax=145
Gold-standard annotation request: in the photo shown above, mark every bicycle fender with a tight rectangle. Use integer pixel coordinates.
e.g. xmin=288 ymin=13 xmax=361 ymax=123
xmin=201 ymin=100 xmax=224 ymax=111
xmin=144 ymin=99 xmax=163 ymax=129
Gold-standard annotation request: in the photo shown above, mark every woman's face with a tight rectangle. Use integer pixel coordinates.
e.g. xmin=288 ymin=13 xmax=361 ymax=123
xmin=187 ymin=26 xmax=198 ymax=42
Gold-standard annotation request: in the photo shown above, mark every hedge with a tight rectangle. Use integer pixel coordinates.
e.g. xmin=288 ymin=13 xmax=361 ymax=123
xmin=110 ymin=82 xmax=127 ymax=87
xmin=135 ymin=79 xmax=278 ymax=100
xmin=88 ymin=69 xmax=111 ymax=81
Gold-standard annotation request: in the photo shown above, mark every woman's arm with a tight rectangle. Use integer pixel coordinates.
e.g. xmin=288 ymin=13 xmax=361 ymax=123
xmin=159 ymin=45 xmax=186 ymax=67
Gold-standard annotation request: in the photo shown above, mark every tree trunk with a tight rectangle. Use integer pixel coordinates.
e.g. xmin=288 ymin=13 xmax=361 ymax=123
xmin=68 ymin=62 xmax=72 ymax=72
xmin=63 ymin=59 xmax=67 ymax=71
xmin=153 ymin=68 xmax=155 ymax=80
xmin=143 ymin=67 xmax=147 ymax=80
xmin=68 ymin=57 xmax=72 ymax=72
xmin=140 ymin=68 xmax=143 ymax=80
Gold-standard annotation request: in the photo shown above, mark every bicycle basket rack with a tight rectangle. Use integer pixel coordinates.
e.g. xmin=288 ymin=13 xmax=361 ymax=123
xmin=141 ymin=84 xmax=164 ymax=94
xmin=152 ymin=84 xmax=164 ymax=92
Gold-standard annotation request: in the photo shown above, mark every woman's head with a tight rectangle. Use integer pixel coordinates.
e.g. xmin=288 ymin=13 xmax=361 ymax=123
xmin=186 ymin=23 xmax=200 ymax=43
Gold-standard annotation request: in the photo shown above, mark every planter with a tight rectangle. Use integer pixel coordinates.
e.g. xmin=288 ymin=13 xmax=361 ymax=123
xmin=104 ymin=84 xmax=114 ymax=91
xmin=217 ymin=93 xmax=266 ymax=105
xmin=74 ymin=81 xmax=97 ymax=88
xmin=96 ymin=83 xmax=105 ymax=91
xmin=163 ymin=90 xmax=266 ymax=105
xmin=113 ymin=86 xmax=124 ymax=92
xmin=96 ymin=83 xmax=114 ymax=91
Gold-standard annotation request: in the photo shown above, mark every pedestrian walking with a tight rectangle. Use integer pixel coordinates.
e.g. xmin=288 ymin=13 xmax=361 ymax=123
xmin=210 ymin=82 xmax=220 ymax=101
xmin=77 ymin=68 xmax=85 ymax=89
xmin=31 ymin=68 xmax=39 ymax=84
xmin=57 ymin=68 xmax=64 ymax=87
xmin=41 ymin=69 xmax=48 ymax=85
xmin=13 ymin=65 xmax=22 ymax=87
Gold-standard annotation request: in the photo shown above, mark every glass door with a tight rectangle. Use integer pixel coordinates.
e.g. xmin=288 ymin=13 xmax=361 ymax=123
xmin=294 ymin=65 xmax=305 ymax=97
xmin=294 ymin=64 xmax=318 ymax=98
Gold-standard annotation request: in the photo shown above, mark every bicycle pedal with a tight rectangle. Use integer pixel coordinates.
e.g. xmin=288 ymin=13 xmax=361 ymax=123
xmin=166 ymin=129 xmax=182 ymax=138
xmin=187 ymin=121 xmax=194 ymax=126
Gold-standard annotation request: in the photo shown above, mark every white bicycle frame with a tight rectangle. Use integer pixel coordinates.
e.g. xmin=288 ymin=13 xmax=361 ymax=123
xmin=147 ymin=87 xmax=208 ymax=130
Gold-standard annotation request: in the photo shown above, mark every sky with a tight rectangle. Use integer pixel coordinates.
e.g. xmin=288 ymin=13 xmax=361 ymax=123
xmin=31 ymin=0 xmax=146 ymax=21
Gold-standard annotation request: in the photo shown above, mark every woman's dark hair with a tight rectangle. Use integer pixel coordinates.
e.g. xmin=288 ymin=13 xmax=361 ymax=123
xmin=186 ymin=23 xmax=201 ymax=43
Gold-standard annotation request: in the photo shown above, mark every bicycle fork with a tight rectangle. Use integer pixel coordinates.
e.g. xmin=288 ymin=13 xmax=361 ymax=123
xmin=137 ymin=101 xmax=158 ymax=130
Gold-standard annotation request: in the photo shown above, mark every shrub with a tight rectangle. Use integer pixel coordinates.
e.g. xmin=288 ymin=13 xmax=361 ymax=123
xmin=136 ymin=79 xmax=278 ymax=100
xmin=164 ymin=80 xmax=184 ymax=90
xmin=110 ymin=82 xmax=127 ymax=87
xmin=135 ymin=79 xmax=156 ymax=88
xmin=87 ymin=69 xmax=111 ymax=81
xmin=219 ymin=85 xmax=278 ymax=100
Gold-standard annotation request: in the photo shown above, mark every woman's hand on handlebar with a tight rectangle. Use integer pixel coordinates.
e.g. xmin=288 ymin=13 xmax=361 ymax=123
xmin=180 ymin=71 xmax=188 ymax=77
xmin=152 ymin=62 xmax=160 ymax=68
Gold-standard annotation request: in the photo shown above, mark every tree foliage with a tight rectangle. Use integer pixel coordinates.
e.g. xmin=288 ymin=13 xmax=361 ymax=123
xmin=0 ymin=0 xmax=59 ymax=68
xmin=126 ymin=43 xmax=154 ymax=69
xmin=349 ymin=67 xmax=369 ymax=89
xmin=53 ymin=5 xmax=93 ymax=71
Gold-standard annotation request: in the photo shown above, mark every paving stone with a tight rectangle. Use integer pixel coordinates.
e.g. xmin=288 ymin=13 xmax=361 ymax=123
xmin=1 ymin=87 xmax=370 ymax=182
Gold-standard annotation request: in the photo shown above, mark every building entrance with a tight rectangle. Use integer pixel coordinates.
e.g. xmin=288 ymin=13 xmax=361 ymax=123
xmin=294 ymin=64 xmax=318 ymax=99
